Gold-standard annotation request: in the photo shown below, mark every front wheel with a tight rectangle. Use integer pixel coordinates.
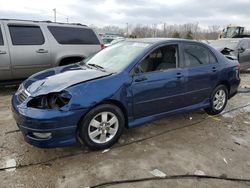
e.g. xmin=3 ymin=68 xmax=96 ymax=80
xmin=205 ymin=85 xmax=228 ymax=115
xmin=78 ymin=104 xmax=125 ymax=150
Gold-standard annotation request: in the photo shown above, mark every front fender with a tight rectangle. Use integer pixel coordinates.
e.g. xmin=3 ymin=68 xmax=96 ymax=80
xmin=67 ymin=73 xmax=133 ymax=115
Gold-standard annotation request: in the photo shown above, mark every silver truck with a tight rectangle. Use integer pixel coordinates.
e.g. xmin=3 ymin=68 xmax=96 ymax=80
xmin=0 ymin=19 xmax=103 ymax=83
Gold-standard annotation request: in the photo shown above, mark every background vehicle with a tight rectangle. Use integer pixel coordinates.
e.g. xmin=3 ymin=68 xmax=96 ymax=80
xmin=101 ymin=32 xmax=123 ymax=46
xmin=209 ymin=38 xmax=250 ymax=70
xmin=104 ymin=37 xmax=125 ymax=47
xmin=220 ymin=25 xmax=250 ymax=38
xmin=0 ymin=19 xmax=103 ymax=83
xmin=12 ymin=39 xmax=240 ymax=150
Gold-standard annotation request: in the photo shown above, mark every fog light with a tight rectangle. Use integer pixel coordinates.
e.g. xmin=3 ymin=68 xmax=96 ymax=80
xmin=33 ymin=132 xmax=51 ymax=139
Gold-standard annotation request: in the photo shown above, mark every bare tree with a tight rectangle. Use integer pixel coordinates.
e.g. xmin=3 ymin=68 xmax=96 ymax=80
xmin=90 ymin=23 xmax=222 ymax=40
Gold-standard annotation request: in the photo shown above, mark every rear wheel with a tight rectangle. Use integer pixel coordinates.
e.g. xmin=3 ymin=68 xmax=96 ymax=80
xmin=205 ymin=85 xmax=228 ymax=115
xmin=78 ymin=104 xmax=125 ymax=150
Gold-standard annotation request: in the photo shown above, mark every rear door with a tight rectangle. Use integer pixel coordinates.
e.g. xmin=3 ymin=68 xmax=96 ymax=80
xmin=0 ymin=23 xmax=12 ymax=80
xmin=4 ymin=22 xmax=51 ymax=79
xmin=181 ymin=43 xmax=219 ymax=107
xmin=47 ymin=26 xmax=101 ymax=61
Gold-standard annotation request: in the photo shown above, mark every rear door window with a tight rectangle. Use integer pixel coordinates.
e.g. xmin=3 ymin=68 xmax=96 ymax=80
xmin=48 ymin=26 xmax=100 ymax=45
xmin=183 ymin=44 xmax=217 ymax=67
xmin=0 ymin=26 xmax=4 ymax=45
xmin=9 ymin=25 xmax=45 ymax=45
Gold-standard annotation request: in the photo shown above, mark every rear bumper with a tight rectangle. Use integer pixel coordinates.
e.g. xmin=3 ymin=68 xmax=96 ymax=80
xmin=11 ymin=94 xmax=87 ymax=148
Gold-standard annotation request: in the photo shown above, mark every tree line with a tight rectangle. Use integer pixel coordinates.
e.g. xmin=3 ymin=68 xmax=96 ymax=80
xmin=91 ymin=23 xmax=221 ymax=40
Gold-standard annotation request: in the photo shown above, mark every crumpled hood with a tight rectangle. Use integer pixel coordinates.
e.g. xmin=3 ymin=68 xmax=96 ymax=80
xmin=23 ymin=64 xmax=111 ymax=97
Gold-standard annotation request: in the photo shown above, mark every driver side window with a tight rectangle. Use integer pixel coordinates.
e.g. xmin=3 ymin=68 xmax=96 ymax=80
xmin=138 ymin=44 xmax=178 ymax=73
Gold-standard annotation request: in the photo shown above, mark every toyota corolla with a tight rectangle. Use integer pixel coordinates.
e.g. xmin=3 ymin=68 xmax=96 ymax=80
xmin=12 ymin=38 xmax=240 ymax=150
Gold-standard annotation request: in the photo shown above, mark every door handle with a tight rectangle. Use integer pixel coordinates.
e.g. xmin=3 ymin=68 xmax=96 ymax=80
xmin=0 ymin=50 xmax=7 ymax=55
xmin=135 ymin=76 xmax=147 ymax=82
xmin=212 ymin=67 xmax=217 ymax=72
xmin=36 ymin=49 xmax=48 ymax=53
xmin=176 ymin=72 xmax=183 ymax=79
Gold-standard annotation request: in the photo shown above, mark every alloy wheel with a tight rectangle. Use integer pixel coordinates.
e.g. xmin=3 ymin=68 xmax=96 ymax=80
xmin=88 ymin=111 xmax=119 ymax=144
xmin=213 ymin=89 xmax=226 ymax=110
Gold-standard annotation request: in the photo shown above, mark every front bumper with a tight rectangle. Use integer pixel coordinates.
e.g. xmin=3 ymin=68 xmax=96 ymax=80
xmin=11 ymin=94 xmax=87 ymax=148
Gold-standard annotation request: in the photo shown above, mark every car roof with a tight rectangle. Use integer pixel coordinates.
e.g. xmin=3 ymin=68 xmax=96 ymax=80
xmin=126 ymin=38 xmax=196 ymax=44
xmin=0 ymin=18 xmax=87 ymax=27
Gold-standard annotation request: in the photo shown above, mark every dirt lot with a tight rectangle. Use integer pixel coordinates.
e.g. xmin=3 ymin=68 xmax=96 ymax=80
xmin=0 ymin=74 xmax=250 ymax=188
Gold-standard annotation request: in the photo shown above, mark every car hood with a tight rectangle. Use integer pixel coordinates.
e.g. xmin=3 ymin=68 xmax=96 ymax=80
xmin=23 ymin=64 xmax=111 ymax=97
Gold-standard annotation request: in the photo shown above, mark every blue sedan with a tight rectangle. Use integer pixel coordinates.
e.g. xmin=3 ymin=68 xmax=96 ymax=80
xmin=12 ymin=38 xmax=240 ymax=150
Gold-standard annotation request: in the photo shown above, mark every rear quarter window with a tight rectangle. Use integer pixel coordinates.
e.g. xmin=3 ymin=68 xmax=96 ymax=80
xmin=48 ymin=26 xmax=100 ymax=45
xmin=8 ymin=25 xmax=45 ymax=45
xmin=0 ymin=27 xmax=3 ymax=45
xmin=183 ymin=44 xmax=217 ymax=67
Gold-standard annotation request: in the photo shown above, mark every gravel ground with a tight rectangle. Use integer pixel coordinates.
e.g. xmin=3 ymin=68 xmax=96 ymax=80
xmin=0 ymin=74 xmax=250 ymax=188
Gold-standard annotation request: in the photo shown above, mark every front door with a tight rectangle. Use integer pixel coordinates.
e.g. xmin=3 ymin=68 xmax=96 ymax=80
xmin=4 ymin=23 xmax=51 ymax=79
xmin=131 ymin=44 xmax=186 ymax=118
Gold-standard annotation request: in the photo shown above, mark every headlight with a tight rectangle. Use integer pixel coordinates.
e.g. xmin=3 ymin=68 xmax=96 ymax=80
xmin=27 ymin=91 xmax=72 ymax=109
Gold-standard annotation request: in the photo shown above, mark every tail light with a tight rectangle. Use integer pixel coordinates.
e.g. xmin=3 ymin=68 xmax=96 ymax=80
xmin=101 ymin=44 xmax=106 ymax=50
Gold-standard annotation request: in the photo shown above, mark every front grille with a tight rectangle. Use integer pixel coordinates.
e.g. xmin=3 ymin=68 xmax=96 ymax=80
xmin=17 ymin=90 xmax=29 ymax=103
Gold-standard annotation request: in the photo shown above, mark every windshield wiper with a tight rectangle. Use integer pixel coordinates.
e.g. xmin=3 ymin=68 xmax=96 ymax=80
xmin=88 ymin=63 xmax=106 ymax=71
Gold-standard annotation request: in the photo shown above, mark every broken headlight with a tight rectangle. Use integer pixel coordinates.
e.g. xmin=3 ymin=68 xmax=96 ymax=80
xmin=27 ymin=91 xmax=72 ymax=110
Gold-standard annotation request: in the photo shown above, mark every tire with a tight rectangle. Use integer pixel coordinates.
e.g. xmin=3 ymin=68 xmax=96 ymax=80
xmin=205 ymin=85 xmax=228 ymax=115
xmin=78 ymin=104 xmax=125 ymax=150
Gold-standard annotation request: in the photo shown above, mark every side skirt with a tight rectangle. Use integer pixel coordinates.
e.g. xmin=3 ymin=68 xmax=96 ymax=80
xmin=128 ymin=99 xmax=210 ymax=128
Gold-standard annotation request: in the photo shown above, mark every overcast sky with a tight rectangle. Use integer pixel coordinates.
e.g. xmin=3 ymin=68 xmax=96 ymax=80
xmin=0 ymin=0 xmax=250 ymax=29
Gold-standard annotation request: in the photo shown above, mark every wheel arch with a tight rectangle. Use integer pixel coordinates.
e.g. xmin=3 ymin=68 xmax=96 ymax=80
xmin=77 ymin=99 xmax=129 ymax=130
xmin=99 ymin=99 xmax=129 ymax=129
xmin=216 ymin=81 xmax=231 ymax=98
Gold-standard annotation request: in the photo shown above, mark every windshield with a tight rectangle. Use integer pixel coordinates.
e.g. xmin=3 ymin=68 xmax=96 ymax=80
xmin=209 ymin=39 xmax=239 ymax=50
xmin=225 ymin=27 xmax=240 ymax=38
xmin=83 ymin=41 xmax=150 ymax=72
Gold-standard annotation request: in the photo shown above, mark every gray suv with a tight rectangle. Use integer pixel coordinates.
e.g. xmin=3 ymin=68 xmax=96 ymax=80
xmin=0 ymin=19 xmax=103 ymax=83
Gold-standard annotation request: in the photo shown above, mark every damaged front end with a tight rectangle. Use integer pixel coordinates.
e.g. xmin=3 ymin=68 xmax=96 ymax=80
xmin=27 ymin=91 xmax=72 ymax=110
xmin=220 ymin=47 xmax=238 ymax=61
xmin=208 ymin=39 xmax=241 ymax=62
xmin=11 ymin=64 xmax=112 ymax=148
